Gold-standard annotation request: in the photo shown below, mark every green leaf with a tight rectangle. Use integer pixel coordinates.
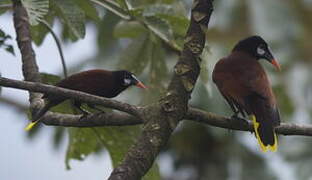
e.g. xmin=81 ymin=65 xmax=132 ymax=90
xmin=0 ymin=28 xmax=15 ymax=56
xmin=128 ymin=7 xmax=144 ymax=17
xmin=143 ymin=163 xmax=161 ymax=180
xmin=274 ymin=84 xmax=294 ymax=118
xmin=30 ymin=11 xmax=55 ymax=45
xmin=52 ymin=126 xmax=66 ymax=150
xmin=199 ymin=44 xmax=211 ymax=85
xmin=114 ymin=20 xmax=147 ymax=38
xmin=39 ymin=73 xmax=75 ymax=115
xmin=118 ymin=34 xmax=151 ymax=74
xmin=126 ymin=0 xmax=158 ymax=8
xmin=0 ymin=0 xmax=11 ymax=15
xmin=93 ymin=126 xmax=141 ymax=166
xmin=149 ymin=35 xmax=168 ymax=86
xmin=65 ymin=124 xmax=161 ymax=177
xmin=65 ymin=126 xmax=146 ymax=170
xmin=144 ymin=16 xmax=174 ymax=44
xmin=5 ymin=45 xmax=15 ymax=56
xmin=76 ymin=0 xmax=100 ymax=22
xmin=115 ymin=0 xmax=128 ymax=9
xmin=95 ymin=126 xmax=160 ymax=179
xmin=0 ymin=29 xmax=4 ymax=37
xmin=157 ymin=14 xmax=188 ymax=37
xmin=53 ymin=0 xmax=86 ymax=40
xmin=142 ymin=4 xmax=172 ymax=16
xmin=90 ymin=0 xmax=130 ymax=20
xmin=21 ymin=0 xmax=49 ymax=25
xmin=65 ymin=128 xmax=100 ymax=169
xmin=40 ymin=72 xmax=61 ymax=85
xmin=143 ymin=34 xmax=168 ymax=103
xmin=141 ymin=3 xmax=188 ymax=37
xmin=97 ymin=12 xmax=120 ymax=56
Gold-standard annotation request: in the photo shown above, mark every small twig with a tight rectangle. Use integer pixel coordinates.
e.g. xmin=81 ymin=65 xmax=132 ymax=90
xmin=90 ymin=0 xmax=131 ymax=20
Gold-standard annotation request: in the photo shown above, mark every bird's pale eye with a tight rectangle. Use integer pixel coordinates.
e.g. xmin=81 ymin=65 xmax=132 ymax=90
xmin=124 ymin=78 xmax=131 ymax=85
xmin=257 ymin=47 xmax=265 ymax=55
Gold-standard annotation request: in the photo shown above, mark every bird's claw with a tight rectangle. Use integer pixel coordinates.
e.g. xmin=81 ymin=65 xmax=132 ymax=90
xmin=230 ymin=114 xmax=250 ymax=127
xmin=78 ymin=111 xmax=91 ymax=121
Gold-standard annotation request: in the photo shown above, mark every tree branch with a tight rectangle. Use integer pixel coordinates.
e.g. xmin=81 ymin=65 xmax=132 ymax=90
xmin=12 ymin=0 xmax=41 ymax=111
xmin=108 ymin=0 xmax=214 ymax=179
xmin=1 ymin=75 xmax=311 ymax=135
xmin=0 ymin=77 xmax=141 ymax=117
xmin=186 ymin=108 xmax=312 ymax=136
xmin=0 ymin=95 xmax=306 ymax=136
xmin=41 ymin=111 xmax=141 ymax=127
xmin=2 ymin=76 xmax=310 ymax=136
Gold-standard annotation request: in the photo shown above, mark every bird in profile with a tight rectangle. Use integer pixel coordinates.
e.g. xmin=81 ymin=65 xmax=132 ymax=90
xmin=25 ymin=69 xmax=147 ymax=130
xmin=212 ymin=36 xmax=281 ymax=152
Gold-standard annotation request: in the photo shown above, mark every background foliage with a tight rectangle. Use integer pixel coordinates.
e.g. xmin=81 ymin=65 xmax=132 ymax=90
xmin=1 ymin=0 xmax=312 ymax=179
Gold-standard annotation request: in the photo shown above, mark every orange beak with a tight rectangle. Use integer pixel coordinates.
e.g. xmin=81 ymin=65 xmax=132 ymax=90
xmin=136 ymin=81 xmax=147 ymax=89
xmin=271 ymin=59 xmax=281 ymax=71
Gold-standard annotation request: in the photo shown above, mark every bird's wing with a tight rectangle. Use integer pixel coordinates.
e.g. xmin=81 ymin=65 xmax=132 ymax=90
xmin=212 ymin=56 xmax=278 ymax=116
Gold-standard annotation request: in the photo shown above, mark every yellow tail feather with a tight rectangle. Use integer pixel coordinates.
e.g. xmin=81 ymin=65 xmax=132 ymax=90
xmin=251 ymin=115 xmax=278 ymax=152
xmin=25 ymin=121 xmax=38 ymax=131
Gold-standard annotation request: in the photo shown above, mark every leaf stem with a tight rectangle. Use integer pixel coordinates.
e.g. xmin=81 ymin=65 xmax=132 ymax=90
xmin=39 ymin=19 xmax=68 ymax=78
xmin=90 ymin=0 xmax=131 ymax=20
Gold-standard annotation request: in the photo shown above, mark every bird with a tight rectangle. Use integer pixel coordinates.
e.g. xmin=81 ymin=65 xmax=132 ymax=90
xmin=212 ymin=36 xmax=281 ymax=152
xmin=25 ymin=69 xmax=147 ymax=130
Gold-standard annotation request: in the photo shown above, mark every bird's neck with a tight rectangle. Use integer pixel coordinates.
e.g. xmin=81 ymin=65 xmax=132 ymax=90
xmin=111 ymin=71 xmax=129 ymax=97
xmin=230 ymin=51 xmax=255 ymax=60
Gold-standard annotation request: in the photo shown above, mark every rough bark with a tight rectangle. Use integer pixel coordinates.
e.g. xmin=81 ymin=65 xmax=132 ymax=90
xmin=12 ymin=0 xmax=41 ymax=113
xmin=108 ymin=0 xmax=214 ymax=179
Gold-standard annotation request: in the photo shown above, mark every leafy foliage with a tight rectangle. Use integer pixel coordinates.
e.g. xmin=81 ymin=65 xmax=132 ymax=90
xmin=65 ymin=126 xmax=160 ymax=179
xmin=53 ymin=0 xmax=86 ymax=40
xmin=21 ymin=0 xmax=49 ymax=25
xmin=0 ymin=29 xmax=14 ymax=55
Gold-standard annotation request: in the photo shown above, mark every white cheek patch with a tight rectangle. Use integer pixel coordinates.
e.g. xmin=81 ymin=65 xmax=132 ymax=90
xmin=124 ymin=78 xmax=131 ymax=85
xmin=257 ymin=47 xmax=265 ymax=55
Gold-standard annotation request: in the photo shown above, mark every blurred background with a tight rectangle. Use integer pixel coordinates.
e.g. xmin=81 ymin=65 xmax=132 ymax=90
xmin=0 ymin=0 xmax=312 ymax=179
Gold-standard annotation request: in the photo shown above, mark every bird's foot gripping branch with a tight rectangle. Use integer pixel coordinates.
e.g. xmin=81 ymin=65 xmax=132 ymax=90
xmin=24 ymin=69 xmax=147 ymax=130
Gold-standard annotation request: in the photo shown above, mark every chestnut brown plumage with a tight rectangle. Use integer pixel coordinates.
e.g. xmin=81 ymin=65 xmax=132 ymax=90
xmin=212 ymin=36 xmax=281 ymax=152
xmin=25 ymin=69 xmax=146 ymax=130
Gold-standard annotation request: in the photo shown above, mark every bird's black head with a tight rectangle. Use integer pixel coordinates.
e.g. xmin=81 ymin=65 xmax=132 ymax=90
xmin=232 ymin=36 xmax=280 ymax=71
xmin=114 ymin=70 xmax=147 ymax=89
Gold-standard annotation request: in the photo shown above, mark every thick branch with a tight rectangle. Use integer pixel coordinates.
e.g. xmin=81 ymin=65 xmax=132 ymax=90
xmin=0 ymin=77 xmax=141 ymax=117
xmin=108 ymin=0 xmax=214 ymax=179
xmin=12 ymin=0 xmax=41 ymax=100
